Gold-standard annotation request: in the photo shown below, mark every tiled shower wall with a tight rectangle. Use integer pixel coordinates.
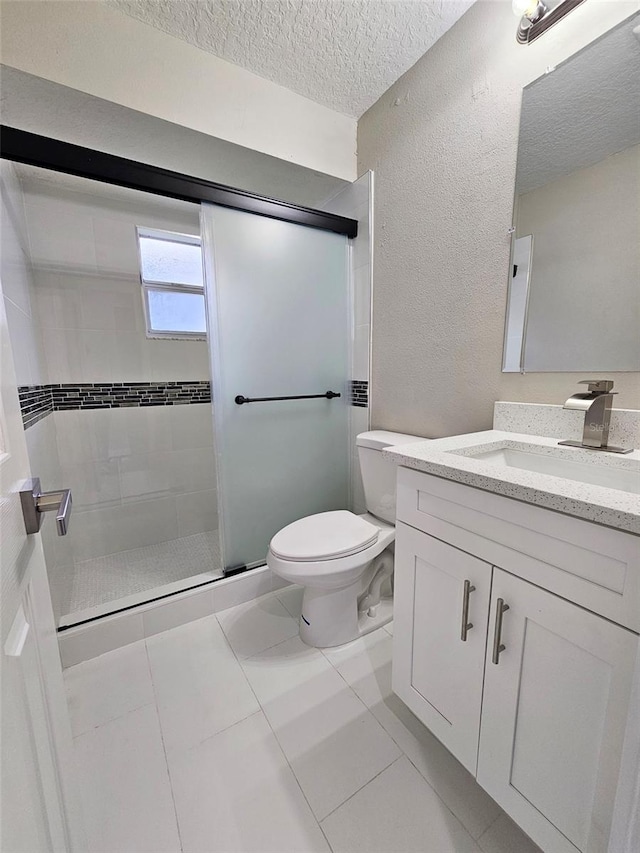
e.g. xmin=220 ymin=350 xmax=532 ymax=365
xmin=7 ymin=171 xmax=218 ymax=597
xmin=322 ymin=172 xmax=372 ymax=514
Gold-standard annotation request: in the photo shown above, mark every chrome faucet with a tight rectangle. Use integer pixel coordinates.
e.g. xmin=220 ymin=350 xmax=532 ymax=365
xmin=558 ymin=380 xmax=631 ymax=454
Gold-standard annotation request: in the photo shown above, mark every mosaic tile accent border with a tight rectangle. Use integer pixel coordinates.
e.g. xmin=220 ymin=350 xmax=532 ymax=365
xmin=18 ymin=385 xmax=53 ymax=430
xmin=20 ymin=378 xmax=366 ymax=426
xmin=18 ymin=381 xmax=211 ymax=429
xmin=348 ymin=380 xmax=368 ymax=408
xmin=51 ymin=381 xmax=212 ymax=410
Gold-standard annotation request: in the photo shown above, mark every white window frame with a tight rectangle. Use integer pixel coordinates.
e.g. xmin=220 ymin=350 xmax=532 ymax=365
xmin=136 ymin=226 xmax=206 ymax=341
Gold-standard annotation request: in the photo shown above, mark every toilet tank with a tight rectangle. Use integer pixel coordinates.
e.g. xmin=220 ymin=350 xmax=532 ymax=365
xmin=356 ymin=431 xmax=426 ymax=524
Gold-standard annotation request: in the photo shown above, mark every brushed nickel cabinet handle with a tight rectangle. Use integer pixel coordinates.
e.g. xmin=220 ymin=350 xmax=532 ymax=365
xmin=460 ymin=579 xmax=476 ymax=641
xmin=491 ymin=598 xmax=510 ymax=664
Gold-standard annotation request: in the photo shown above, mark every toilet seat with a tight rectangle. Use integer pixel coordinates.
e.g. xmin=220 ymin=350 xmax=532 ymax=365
xmin=269 ymin=510 xmax=379 ymax=562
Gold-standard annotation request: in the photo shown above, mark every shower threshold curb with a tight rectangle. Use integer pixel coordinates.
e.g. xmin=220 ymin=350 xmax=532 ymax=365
xmin=58 ymin=566 xmax=289 ymax=668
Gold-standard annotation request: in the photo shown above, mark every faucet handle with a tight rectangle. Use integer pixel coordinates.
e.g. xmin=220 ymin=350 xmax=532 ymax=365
xmin=578 ymin=379 xmax=615 ymax=395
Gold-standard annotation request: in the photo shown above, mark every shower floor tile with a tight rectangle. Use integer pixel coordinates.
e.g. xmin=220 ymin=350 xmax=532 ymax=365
xmin=65 ymin=588 xmax=542 ymax=853
xmin=53 ymin=530 xmax=223 ymax=621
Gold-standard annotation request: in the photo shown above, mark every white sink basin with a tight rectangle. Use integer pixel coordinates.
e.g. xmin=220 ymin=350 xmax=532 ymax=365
xmin=385 ymin=429 xmax=640 ymax=533
xmin=469 ymin=446 xmax=640 ymax=494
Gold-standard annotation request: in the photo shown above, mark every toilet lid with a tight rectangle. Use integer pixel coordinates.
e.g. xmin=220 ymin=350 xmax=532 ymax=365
xmin=270 ymin=511 xmax=379 ymax=562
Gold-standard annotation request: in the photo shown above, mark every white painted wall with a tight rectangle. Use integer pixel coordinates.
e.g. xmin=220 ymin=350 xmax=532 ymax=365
xmin=1 ymin=67 xmax=347 ymax=210
xmin=358 ymin=0 xmax=640 ymax=437
xmin=0 ymin=0 xmax=357 ymax=182
xmin=518 ymin=144 xmax=640 ymax=372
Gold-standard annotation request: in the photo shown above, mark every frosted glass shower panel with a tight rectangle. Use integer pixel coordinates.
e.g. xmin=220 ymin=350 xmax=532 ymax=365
xmin=202 ymin=205 xmax=350 ymax=570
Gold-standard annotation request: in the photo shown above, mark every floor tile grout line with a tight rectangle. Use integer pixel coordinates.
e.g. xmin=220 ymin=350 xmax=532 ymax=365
xmin=166 ymin=706 xmax=265 ymax=756
xmin=259 ymin=705 xmax=337 ymax=853
xmin=69 ymin=699 xmax=156 ymax=740
xmin=318 ymin=628 xmax=391 ymax=669
xmin=396 ymin=744 xmax=489 ymax=843
xmin=215 ymin=602 xmax=300 ymax=661
xmin=212 ymin=611 xmax=336 ymax=852
xmin=222 ymin=605 xmax=406 ymax=830
xmin=143 ymin=638 xmax=185 ymax=853
xmin=348 ymin=690 xmax=487 ymax=844
xmin=146 ymin=617 xmax=262 ymax=752
xmin=319 ymin=754 xmax=406 ymax=825
xmin=234 ymin=628 xmax=300 ymax=660
xmin=311 ymin=635 xmax=424 ymax=824
xmin=67 ymin=607 xmax=508 ymax=851
xmin=275 ymin=587 xmax=302 ymax=619
xmin=68 ymin=699 xmax=160 ymax=739
xmin=476 ymin=813 xmax=529 ymax=852
xmin=238 ymin=626 xmax=402 ymax=828
xmin=321 ymin=630 xmax=493 ymax=844
xmin=477 ymin=812 xmax=503 ymax=844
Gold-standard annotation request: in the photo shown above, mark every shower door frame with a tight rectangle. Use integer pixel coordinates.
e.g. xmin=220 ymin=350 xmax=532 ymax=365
xmin=0 ymin=126 xmax=357 ymax=237
xmin=1 ymin=124 xmax=358 ymax=627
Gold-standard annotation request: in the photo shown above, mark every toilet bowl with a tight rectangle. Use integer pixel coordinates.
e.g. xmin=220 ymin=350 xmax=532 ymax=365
xmin=267 ymin=430 xmax=425 ymax=648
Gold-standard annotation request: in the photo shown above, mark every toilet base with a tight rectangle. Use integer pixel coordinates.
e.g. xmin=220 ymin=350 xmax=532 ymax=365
xmin=299 ymin=584 xmax=393 ymax=648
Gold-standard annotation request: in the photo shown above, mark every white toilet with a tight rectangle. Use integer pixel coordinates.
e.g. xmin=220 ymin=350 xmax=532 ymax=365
xmin=267 ymin=430 xmax=424 ymax=648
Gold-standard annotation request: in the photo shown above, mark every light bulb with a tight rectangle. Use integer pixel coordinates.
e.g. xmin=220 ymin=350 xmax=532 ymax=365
xmin=512 ymin=0 xmax=540 ymax=18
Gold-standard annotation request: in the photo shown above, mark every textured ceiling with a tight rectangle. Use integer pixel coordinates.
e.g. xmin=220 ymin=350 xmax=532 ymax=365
xmin=108 ymin=0 xmax=475 ymax=117
xmin=516 ymin=13 xmax=640 ymax=195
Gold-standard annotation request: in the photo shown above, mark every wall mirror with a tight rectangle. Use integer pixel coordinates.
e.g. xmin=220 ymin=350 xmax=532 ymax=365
xmin=503 ymin=13 xmax=640 ymax=373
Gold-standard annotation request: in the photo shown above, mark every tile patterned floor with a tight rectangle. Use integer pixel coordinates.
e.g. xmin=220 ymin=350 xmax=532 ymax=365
xmin=53 ymin=531 xmax=223 ymax=620
xmin=65 ymin=587 xmax=542 ymax=853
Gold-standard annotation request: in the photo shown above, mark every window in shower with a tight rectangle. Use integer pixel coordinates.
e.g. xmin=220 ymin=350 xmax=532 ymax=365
xmin=137 ymin=227 xmax=206 ymax=338
xmin=6 ymin=166 xmax=221 ymax=628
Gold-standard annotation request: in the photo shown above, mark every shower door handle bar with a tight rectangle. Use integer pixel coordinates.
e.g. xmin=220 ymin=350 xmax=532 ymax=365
xmin=20 ymin=477 xmax=73 ymax=536
xmin=234 ymin=391 xmax=341 ymax=405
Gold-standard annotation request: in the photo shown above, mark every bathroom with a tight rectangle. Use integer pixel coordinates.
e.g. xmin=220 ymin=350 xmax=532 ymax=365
xmin=1 ymin=1 xmax=638 ymax=851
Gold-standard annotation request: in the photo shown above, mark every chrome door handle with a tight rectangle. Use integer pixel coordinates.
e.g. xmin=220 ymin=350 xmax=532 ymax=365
xmin=20 ymin=478 xmax=73 ymax=536
xmin=491 ymin=598 xmax=510 ymax=664
xmin=460 ymin=579 xmax=476 ymax=641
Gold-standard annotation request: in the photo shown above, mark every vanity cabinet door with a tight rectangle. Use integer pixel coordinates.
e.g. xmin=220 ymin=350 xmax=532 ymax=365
xmin=478 ymin=569 xmax=638 ymax=853
xmin=392 ymin=523 xmax=492 ymax=774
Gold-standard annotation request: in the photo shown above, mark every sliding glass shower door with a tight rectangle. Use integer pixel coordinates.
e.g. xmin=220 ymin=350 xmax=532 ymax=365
xmin=201 ymin=204 xmax=350 ymax=571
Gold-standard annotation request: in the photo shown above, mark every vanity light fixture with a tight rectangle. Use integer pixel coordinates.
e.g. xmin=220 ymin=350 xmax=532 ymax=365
xmin=512 ymin=0 xmax=586 ymax=44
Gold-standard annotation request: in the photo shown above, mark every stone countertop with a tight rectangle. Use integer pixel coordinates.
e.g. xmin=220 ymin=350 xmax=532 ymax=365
xmin=384 ymin=430 xmax=640 ymax=535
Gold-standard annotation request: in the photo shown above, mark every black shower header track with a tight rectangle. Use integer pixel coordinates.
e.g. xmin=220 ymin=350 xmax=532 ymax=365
xmin=0 ymin=126 xmax=358 ymax=239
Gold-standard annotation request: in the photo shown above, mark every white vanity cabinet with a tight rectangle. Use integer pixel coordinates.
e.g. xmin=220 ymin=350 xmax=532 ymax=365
xmin=393 ymin=467 xmax=640 ymax=853
xmin=479 ymin=569 xmax=637 ymax=853
xmin=392 ymin=524 xmax=492 ymax=774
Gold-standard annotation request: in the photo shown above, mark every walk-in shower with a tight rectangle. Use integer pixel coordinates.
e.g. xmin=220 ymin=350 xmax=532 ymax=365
xmin=1 ymin=132 xmax=369 ymax=630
